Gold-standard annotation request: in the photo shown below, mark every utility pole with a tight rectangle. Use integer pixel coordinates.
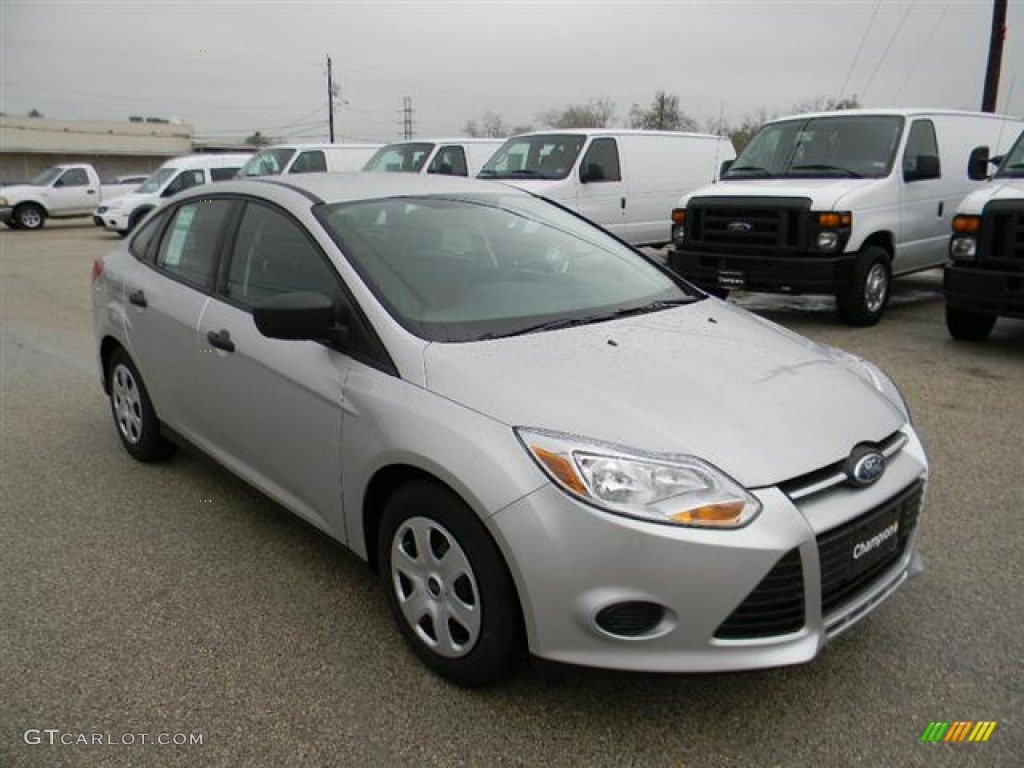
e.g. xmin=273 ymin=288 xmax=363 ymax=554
xmin=981 ymin=0 xmax=1007 ymax=112
xmin=402 ymin=97 xmax=414 ymax=140
xmin=327 ymin=55 xmax=335 ymax=142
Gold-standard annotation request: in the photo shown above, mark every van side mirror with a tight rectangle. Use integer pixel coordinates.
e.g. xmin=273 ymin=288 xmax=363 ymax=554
xmin=967 ymin=146 xmax=990 ymax=180
xmin=904 ymin=154 xmax=940 ymax=182
xmin=253 ymin=291 xmax=350 ymax=347
xmin=581 ymin=163 xmax=605 ymax=183
xmin=719 ymin=159 xmax=733 ymax=177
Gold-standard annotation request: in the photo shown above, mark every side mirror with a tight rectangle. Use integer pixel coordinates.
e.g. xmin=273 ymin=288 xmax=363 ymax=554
xmin=253 ymin=291 xmax=349 ymax=347
xmin=967 ymin=146 xmax=990 ymax=180
xmin=904 ymin=154 xmax=940 ymax=182
xmin=580 ymin=163 xmax=605 ymax=183
xmin=719 ymin=159 xmax=734 ymax=178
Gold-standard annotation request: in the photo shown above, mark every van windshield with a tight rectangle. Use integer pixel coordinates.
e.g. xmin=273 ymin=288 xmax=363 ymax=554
xmin=725 ymin=115 xmax=904 ymax=180
xmin=363 ymin=143 xmax=435 ymax=173
xmin=137 ymin=167 xmax=176 ymax=193
xmin=479 ymin=135 xmax=586 ymax=180
xmin=238 ymin=149 xmax=296 ymax=177
xmin=318 ymin=193 xmax=699 ymax=342
xmin=994 ymin=130 xmax=1024 ymax=178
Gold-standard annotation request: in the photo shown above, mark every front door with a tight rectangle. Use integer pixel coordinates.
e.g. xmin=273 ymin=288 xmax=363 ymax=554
xmin=576 ymin=138 xmax=626 ymax=238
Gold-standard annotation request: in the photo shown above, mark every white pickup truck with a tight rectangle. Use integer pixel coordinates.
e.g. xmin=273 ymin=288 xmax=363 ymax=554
xmin=0 ymin=164 xmax=138 ymax=230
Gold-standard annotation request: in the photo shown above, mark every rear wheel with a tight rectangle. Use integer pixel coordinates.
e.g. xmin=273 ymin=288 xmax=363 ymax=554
xmin=378 ymin=481 xmax=523 ymax=687
xmin=14 ymin=203 xmax=45 ymax=230
xmin=107 ymin=348 xmax=176 ymax=462
xmin=946 ymin=305 xmax=996 ymax=341
xmin=838 ymin=247 xmax=890 ymax=326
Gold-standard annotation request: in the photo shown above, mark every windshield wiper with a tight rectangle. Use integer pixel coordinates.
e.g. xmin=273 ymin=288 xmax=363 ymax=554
xmin=482 ymin=298 xmax=699 ymax=339
xmin=788 ymin=164 xmax=863 ymax=178
xmin=725 ymin=165 xmax=772 ymax=178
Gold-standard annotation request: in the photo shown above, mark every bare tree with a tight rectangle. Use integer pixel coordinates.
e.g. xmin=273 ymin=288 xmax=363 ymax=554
xmin=539 ymin=99 xmax=615 ymax=129
xmin=463 ymin=111 xmax=529 ymax=138
xmin=28 ymin=108 xmax=44 ymax=118
xmin=244 ymin=131 xmax=270 ymax=147
xmin=790 ymin=95 xmax=861 ymax=114
xmin=628 ymin=92 xmax=698 ymax=131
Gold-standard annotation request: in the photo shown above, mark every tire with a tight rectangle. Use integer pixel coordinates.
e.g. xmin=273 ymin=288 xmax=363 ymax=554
xmin=14 ymin=203 xmax=45 ymax=230
xmin=837 ymin=247 xmax=891 ymax=326
xmin=378 ymin=481 xmax=523 ymax=687
xmin=107 ymin=348 xmax=176 ymax=462
xmin=946 ymin=305 xmax=996 ymax=341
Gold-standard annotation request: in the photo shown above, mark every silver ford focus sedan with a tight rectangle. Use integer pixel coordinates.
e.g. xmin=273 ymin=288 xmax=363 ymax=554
xmin=92 ymin=173 xmax=927 ymax=686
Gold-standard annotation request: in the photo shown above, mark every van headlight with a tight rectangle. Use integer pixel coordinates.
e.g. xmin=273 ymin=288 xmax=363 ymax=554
xmin=950 ymin=236 xmax=977 ymax=261
xmin=516 ymin=428 xmax=761 ymax=528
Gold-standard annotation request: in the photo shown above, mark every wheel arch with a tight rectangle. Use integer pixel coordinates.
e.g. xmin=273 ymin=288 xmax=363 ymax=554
xmin=859 ymin=232 xmax=894 ymax=260
xmin=99 ymin=336 xmax=127 ymax=394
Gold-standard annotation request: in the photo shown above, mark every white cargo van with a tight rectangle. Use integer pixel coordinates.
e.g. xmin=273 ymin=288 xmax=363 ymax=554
xmin=98 ymin=153 xmax=252 ymax=235
xmin=667 ymin=108 xmax=1023 ymax=325
xmin=363 ymin=138 xmax=503 ymax=178
xmin=478 ymin=129 xmax=736 ymax=247
xmin=237 ymin=143 xmax=381 ymax=178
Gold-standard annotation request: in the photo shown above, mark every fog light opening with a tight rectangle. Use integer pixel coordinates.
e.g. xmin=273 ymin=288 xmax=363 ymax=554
xmin=594 ymin=601 xmax=671 ymax=639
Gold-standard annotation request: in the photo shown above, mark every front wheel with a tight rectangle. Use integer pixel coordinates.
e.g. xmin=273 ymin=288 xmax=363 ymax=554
xmin=14 ymin=203 xmax=45 ymax=230
xmin=107 ymin=348 xmax=176 ymax=462
xmin=837 ymin=247 xmax=891 ymax=326
xmin=378 ymin=481 xmax=523 ymax=687
xmin=946 ymin=305 xmax=996 ymax=341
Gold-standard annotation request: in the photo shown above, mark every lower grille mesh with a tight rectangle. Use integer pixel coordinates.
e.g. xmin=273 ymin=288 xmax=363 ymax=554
xmin=714 ymin=549 xmax=805 ymax=639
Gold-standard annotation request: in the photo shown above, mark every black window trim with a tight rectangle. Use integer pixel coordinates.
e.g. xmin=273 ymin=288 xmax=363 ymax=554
xmin=579 ymin=137 xmax=622 ymax=183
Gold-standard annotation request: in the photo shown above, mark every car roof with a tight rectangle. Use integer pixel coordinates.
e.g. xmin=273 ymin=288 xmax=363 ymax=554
xmin=203 ymin=171 xmax=530 ymax=205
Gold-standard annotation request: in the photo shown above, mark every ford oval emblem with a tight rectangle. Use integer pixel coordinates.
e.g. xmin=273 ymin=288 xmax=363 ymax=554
xmin=844 ymin=445 xmax=886 ymax=487
xmin=727 ymin=220 xmax=754 ymax=232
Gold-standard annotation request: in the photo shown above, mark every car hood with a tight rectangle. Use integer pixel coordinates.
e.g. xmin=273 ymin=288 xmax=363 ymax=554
xmin=103 ymin=191 xmax=157 ymax=209
xmin=684 ymin=178 xmax=884 ymax=211
xmin=422 ymin=300 xmax=905 ymax=488
xmin=493 ymin=178 xmax=573 ymax=200
xmin=0 ymin=183 xmax=38 ymax=198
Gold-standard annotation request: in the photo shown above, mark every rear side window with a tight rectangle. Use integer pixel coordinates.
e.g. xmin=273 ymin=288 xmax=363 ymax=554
xmin=580 ymin=138 xmax=621 ymax=182
xmin=129 ymin=209 xmax=169 ymax=263
xmin=902 ymin=120 xmax=940 ymax=177
xmin=164 ymin=170 xmax=206 ymax=196
xmin=210 ymin=167 xmax=240 ymax=181
xmin=225 ymin=202 xmax=339 ymax=307
xmin=155 ymin=200 xmax=233 ymax=288
xmin=291 ymin=151 xmax=327 ymax=174
xmin=428 ymin=146 xmax=468 ymax=176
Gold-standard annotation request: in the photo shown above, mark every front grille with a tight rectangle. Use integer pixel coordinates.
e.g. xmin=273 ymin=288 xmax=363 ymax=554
xmin=818 ymin=480 xmax=924 ymax=616
xmin=980 ymin=201 xmax=1024 ymax=263
xmin=714 ymin=549 xmax=805 ymax=639
xmin=684 ymin=196 xmax=811 ymax=255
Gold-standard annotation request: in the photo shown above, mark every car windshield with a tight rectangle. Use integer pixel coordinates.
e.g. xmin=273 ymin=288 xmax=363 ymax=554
xmin=318 ymin=193 xmax=700 ymax=342
xmin=478 ymin=135 xmax=586 ymax=180
xmin=725 ymin=115 xmax=904 ymax=180
xmin=994 ymin=130 xmax=1024 ymax=178
xmin=238 ymin=148 xmax=296 ymax=177
xmin=363 ymin=143 xmax=435 ymax=173
xmin=29 ymin=167 xmax=63 ymax=186
xmin=136 ymin=167 xmax=177 ymax=193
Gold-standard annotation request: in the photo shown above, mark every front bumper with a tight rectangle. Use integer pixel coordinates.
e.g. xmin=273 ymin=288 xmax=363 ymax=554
xmin=101 ymin=209 xmax=130 ymax=233
xmin=491 ymin=427 xmax=927 ymax=672
xmin=944 ymin=263 xmax=1024 ymax=318
xmin=668 ymin=247 xmax=857 ymax=295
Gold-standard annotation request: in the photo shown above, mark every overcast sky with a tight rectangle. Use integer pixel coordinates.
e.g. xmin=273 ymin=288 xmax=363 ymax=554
xmin=2 ymin=0 xmax=1022 ymax=143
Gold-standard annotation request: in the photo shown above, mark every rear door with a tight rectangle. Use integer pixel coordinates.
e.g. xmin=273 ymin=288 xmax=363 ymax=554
xmin=194 ymin=199 xmax=351 ymax=536
xmin=576 ymin=137 xmax=626 ymax=238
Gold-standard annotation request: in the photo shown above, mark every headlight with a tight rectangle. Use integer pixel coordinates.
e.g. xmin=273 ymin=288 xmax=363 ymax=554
xmin=516 ymin=428 xmax=761 ymax=528
xmin=816 ymin=231 xmax=839 ymax=250
xmin=950 ymin=236 xmax=977 ymax=261
xmin=0 ymin=196 xmax=8 ymax=206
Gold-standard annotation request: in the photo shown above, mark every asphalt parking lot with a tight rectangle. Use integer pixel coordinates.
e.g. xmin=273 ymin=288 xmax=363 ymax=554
xmin=2 ymin=221 xmax=1022 ymax=767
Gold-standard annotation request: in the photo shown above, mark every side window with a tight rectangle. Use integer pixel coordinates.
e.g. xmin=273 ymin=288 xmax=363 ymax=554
xmin=155 ymin=200 xmax=232 ymax=288
xmin=427 ymin=146 xmax=468 ymax=176
xmin=129 ymin=209 xmax=169 ymax=263
xmin=164 ymin=170 xmax=206 ymax=197
xmin=58 ymin=168 xmax=89 ymax=187
xmin=209 ymin=167 xmax=240 ymax=181
xmin=902 ymin=120 xmax=940 ymax=178
xmin=225 ymin=202 xmax=339 ymax=307
xmin=291 ymin=151 xmax=327 ymax=174
xmin=580 ymin=138 xmax=621 ymax=182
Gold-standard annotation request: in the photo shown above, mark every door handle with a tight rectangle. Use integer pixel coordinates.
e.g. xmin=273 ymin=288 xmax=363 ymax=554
xmin=937 ymin=201 xmax=944 ymax=217
xmin=621 ymin=197 xmax=626 ymax=210
xmin=87 ymin=189 xmax=97 ymax=195
xmin=207 ymin=329 xmax=235 ymax=353
xmin=128 ymin=290 xmax=147 ymax=308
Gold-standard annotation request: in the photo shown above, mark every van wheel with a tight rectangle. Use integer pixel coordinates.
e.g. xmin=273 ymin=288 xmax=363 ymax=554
xmin=107 ymin=348 xmax=176 ymax=462
xmin=946 ymin=305 xmax=996 ymax=341
xmin=14 ymin=203 xmax=45 ymax=230
xmin=838 ymin=247 xmax=890 ymax=326
xmin=378 ymin=481 xmax=523 ymax=687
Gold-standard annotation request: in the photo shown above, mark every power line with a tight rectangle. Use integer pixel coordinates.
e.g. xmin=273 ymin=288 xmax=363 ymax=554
xmin=894 ymin=0 xmax=952 ymax=102
xmin=838 ymin=0 xmax=882 ymax=101
xmin=859 ymin=1 xmax=917 ymax=102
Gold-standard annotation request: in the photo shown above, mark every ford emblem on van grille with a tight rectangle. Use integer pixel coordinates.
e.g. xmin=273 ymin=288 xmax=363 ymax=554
xmin=727 ymin=220 xmax=754 ymax=232
xmin=844 ymin=445 xmax=886 ymax=487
